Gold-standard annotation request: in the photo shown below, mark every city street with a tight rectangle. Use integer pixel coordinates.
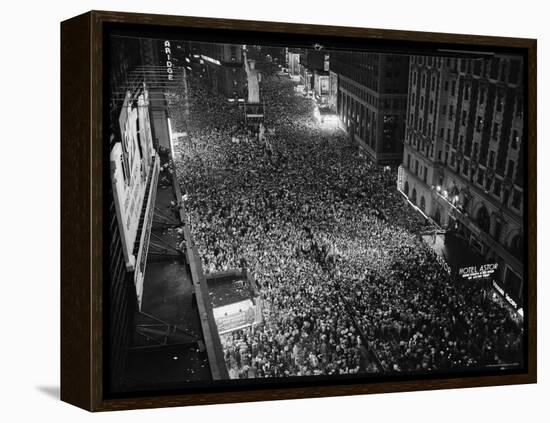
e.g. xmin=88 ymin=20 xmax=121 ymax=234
xmin=167 ymin=67 xmax=523 ymax=377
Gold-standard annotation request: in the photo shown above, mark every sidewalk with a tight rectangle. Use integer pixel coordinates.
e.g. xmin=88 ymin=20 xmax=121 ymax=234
xmin=123 ymin=159 xmax=212 ymax=391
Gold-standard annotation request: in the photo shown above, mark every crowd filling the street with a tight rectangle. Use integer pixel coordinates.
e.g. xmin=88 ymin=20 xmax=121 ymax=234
xmin=169 ymin=71 xmax=523 ymax=379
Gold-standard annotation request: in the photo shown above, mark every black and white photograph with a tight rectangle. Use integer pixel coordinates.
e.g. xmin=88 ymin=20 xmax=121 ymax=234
xmin=106 ymin=30 xmax=527 ymax=395
xmin=2 ymin=0 xmax=549 ymax=418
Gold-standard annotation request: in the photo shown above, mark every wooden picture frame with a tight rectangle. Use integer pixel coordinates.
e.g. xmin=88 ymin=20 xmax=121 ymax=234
xmin=61 ymin=10 xmax=536 ymax=411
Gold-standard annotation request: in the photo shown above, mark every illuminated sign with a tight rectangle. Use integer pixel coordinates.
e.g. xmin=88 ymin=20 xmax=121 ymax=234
xmin=200 ymin=54 xmax=221 ymax=66
xmin=164 ymin=41 xmax=174 ymax=81
xmin=213 ymin=299 xmax=262 ymax=335
xmin=397 ymin=165 xmax=404 ymax=191
xmin=319 ymin=75 xmax=329 ymax=95
xmin=459 ymin=263 xmax=498 ymax=280
xmin=493 ymin=280 xmax=519 ymax=310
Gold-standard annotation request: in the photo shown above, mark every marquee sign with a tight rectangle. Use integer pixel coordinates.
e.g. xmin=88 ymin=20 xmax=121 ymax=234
xmin=200 ymin=54 xmax=221 ymax=66
xmin=459 ymin=263 xmax=499 ymax=280
xmin=213 ymin=299 xmax=262 ymax=335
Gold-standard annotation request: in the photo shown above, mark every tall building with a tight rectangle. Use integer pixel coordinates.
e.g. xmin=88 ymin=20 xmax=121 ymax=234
xmin=299 ymin=50 xmax=330 ymax=104
xmin=108 ymin=83 xmax=159 ymax=391
xmin=286 ymin=48 xmax=302 ymax=77
xmin=106 ymin=36 xmax=222 ymax=392
xmin=189 ymin=42 xmax=246 ymax=99
xmin=331 ymin=52 xmax=410 ymax=164
xmin=260 ymin=45 xmax=286 ymax=64
xmin=399 ymin=54 xmax=525 ymax=305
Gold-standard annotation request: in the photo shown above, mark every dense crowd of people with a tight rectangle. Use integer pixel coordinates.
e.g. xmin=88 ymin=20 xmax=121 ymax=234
xmin=169 ymin=69 xmax=523 ymax=379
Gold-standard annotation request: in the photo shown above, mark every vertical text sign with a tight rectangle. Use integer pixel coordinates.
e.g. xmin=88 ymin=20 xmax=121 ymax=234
xmin=164 ymin=40 xmax=173 ymax=81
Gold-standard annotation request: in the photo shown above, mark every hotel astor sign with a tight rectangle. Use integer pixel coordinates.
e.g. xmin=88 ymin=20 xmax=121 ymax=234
xmin=459 ymin=263 xmax=499 ymax=280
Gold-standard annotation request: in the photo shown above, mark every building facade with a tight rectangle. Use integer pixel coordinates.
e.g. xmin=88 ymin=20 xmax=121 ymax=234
xmin=330 ymin=52 xmax=410 ymax=164
xmin=286 ymin=48 xmax=301 ymax=77
xmin=189 ymin=42 xmax=247 ymax=99
xmin=399 ymin=54 xmax=525 ymax=305
xmin=298 ymin=50 xmax=330 ymax=103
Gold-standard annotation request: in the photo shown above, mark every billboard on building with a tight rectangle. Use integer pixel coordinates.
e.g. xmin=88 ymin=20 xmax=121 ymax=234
xmin=324 ymin=54 xmax=330 ymax=71
xmin=110 ymin=85 xmax=158 ymax=307
xmin=328 ymin=71 xmax=338 ymax=111
xmin=397 ymin=165 xmax=405 ymax=191
xmin=213 ymin=299 xmax=262 ymax=335
xmin=288 ymin=53 xmax=300 ymax=76
xmin=320 ymin=76 xmax=329 ymax=95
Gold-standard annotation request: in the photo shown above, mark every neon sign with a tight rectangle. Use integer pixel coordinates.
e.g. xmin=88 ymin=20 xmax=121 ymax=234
xmin=459 ymin=263 xmax=498 ymax=280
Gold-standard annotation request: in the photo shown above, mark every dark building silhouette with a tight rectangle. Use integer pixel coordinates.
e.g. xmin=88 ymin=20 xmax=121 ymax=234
xmin=330 ymin=52 xmax=410 ymax=163
xmin=106 ymin=36 xmax=218 ymax=393
xmin=189 ymin=42 xmax=247 ymax=99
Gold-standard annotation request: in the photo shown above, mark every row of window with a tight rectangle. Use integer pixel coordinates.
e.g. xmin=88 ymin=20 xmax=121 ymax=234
xmin=411 ymin=56 xmax=444 ymax=67
xmin=408 ymin=110 xmax=522 ymax=155
xmin=442 ymin=136 xmax=518 ymax=174
xmin=472 ymin=202 xmax=524 ymax=255
xmin=411 ymin=56 xmax=522 ymax=85
xmin=339 ymin=78 xmax=380 ymax=108
xmin=407 ymin=126 xmax=521 ymax=182
xmin=461 ymin=56 xmax=522 ymax=85
xmin=446 ymin=155 xmax=522 ymax=210
xmin=410 ymin=82 xmax=522 ymax=121
xmin=335 ymin=65 xmax=380 ymax=92
xmin=405 ymin=154 xmax=429 ymax=183
xmin=438 ymin=119 xmax=521 ymax=147
xmin=411 ymin=71 xmax=438 ymax=91
xmin=404 ymin=146 xmax=522 ymax=213
xmin=339 ymin=91 xmax=378 ymax=147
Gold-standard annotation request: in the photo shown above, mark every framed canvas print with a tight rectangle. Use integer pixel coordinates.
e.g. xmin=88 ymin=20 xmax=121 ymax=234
xmin=60 ymin=10 xmax=536 ymax=411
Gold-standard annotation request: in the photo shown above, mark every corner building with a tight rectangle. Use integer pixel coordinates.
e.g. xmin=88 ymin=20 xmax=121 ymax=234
xmin=331 ymin=52 xmax=409 ymax=164
xmin=400 ymin=54 xmax=525 ymax=305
